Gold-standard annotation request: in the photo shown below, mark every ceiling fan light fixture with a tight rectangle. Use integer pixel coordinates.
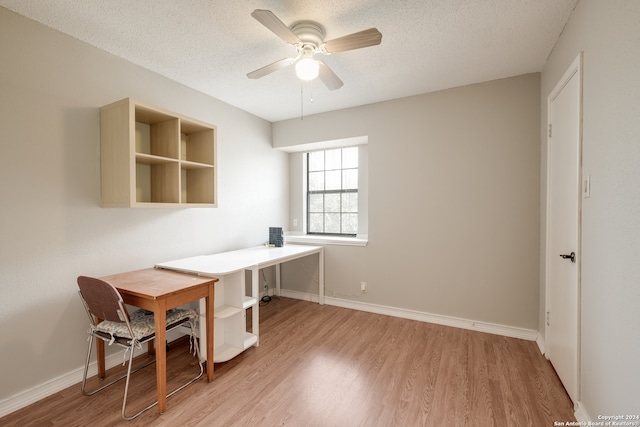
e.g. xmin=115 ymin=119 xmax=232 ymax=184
xmin=295 ymin=55 xmax=319 ymax=81
xmin=248 ymin=10 xmax=381 ymax=90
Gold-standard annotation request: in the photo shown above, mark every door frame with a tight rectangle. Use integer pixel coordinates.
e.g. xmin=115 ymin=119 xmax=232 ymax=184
xmin=544 ymin=51 xmax=583 ymax=403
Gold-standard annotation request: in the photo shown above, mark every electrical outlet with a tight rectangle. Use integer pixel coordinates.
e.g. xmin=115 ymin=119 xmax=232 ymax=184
xmin=360 ymin=282 xmax=367 ymax=292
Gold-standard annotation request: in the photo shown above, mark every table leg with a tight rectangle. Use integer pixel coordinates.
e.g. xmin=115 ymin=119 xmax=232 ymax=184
xmin=96 ymin=317 xmax=106 ymax=379
xmin=154 ymin=303 xmax=167 ymax=413
xmin=205 ymin=283 xmax=215 ymax=381
xmin=97 ymin=341 xmax=106 ymax=378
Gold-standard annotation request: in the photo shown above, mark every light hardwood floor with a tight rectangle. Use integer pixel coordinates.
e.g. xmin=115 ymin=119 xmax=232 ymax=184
xmin=1 ymin=297 xmax=575 ymax=426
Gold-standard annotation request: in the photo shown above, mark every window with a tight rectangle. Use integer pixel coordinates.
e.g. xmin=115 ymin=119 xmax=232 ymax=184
xmin=307 ymin=147 xmax=358 ymax=236
xmin=281 ymin=136 xmax=367 ymax=246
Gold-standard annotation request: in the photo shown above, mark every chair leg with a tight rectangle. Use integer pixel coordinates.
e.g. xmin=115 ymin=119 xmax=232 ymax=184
xmin=81 ymin=334 xmax=95 ymax=395
xmin=121 ymin=342 xmax=149 ymax=420
xmin=80 ymin=324 xmax=203 ymax=420
xmin=81 ymin=335 xmax=130 ymax=396
xmin=121 ymin=324 xmax=204 ymax=420
xmin=81 ymin=334 xmax=155 ymax=397
xmin=166 ymin=327 xmax=204 ymax=399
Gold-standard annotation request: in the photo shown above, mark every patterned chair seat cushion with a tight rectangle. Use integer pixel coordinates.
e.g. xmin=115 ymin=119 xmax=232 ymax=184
xmin=95 ymin=307 xmax=197 ymax=341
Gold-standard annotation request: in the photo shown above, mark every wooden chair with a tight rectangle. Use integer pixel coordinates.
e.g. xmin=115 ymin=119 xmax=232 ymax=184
xmin=77 ymin=276 xmax=203 ymax=420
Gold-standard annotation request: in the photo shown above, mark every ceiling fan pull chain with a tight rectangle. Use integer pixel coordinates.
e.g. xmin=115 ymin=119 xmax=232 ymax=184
xmin=300 ymin=84 xmax=304 ymax=120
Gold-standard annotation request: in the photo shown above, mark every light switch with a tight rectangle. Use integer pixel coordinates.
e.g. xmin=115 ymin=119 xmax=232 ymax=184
xmin=583 ymin=175 xmax=590 ymax=198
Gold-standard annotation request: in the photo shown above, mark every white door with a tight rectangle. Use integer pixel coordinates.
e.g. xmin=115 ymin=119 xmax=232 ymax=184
xmin=546 ymin=53 xmax=582 ymax=404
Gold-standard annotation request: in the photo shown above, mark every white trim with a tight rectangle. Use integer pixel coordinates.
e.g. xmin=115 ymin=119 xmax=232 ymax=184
xmin=0 ymin=330 xmax=184 ymax=417
xmin=285 ymin=232 xmax=368 ymax=246
xmin=282 ymin=290 xmax=538 ymax=341
xmin=280 ymin=288 xmax=321 ymax=303
xmin=275 ymin=135 xmax=368 ymax=153
xmin=574 ymin=400 xmax=592 ymax=423
xmin=536 ymin=333 xmax=546 ymax=356
xmin=0 ymin=347 xmax=141 ymax=417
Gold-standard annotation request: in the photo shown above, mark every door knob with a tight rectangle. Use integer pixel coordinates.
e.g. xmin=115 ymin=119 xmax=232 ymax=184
xmin=559 ymin=252 xmax=576 ymax=263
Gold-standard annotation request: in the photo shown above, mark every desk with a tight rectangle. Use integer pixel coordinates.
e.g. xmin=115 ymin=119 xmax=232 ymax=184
xmin=99 ymin=268 xmax=217 ymax=414
xmin=156 ymin=244 xmax=323 ymax=362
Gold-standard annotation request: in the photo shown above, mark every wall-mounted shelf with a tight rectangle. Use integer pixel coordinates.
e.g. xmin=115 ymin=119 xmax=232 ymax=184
xmin=100 ymin=98 xmax=217 ymax=208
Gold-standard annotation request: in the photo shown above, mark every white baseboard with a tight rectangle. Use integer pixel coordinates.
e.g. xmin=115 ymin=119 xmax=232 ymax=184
xmin=279 ymin=288 xmax=321 ymax=304
xmin=0 ymin=329 xmax=184 ymax=418
xmin=281 ymin=289 xmax=538 ymax=341
xmin=574 ymin=400 xmax=591 ymax=423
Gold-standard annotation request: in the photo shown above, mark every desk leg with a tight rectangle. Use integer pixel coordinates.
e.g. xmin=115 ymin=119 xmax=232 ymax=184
xmin=205 ymin=284 xmax=214 ymax=381
xmin=154 ymin=303 xmax=167 ymax=414
xmin=319 ymin=249 xmax=324 ymax=305
xmin=251 ymin=266 xmax=260 ymax=346
xmin=275 ymin=264 xmax=281 ymax=297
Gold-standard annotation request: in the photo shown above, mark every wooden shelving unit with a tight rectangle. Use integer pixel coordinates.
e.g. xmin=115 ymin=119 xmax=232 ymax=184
xmin=100 ymin=98 xmax=216 ymax=208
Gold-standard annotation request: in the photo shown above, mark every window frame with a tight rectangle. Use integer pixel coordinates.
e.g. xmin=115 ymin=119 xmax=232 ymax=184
xmin=306 ymin=147 xmax=359 ymax=237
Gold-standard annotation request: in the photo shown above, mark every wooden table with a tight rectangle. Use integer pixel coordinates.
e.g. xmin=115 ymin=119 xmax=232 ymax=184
xmin=98 ymin=268 xmax=217 ymax=414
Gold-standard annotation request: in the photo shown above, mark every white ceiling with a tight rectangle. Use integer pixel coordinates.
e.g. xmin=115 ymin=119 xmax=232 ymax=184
xmin=1 ymin=0 xmax=578 ymax=122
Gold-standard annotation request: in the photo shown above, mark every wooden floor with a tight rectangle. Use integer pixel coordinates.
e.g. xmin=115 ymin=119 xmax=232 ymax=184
xmin=2 ymin=297 xmax=575 ymax=426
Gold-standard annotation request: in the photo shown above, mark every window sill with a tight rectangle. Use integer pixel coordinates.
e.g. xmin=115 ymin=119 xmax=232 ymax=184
xmin=285 ymin=232 xmax=368 ymax=247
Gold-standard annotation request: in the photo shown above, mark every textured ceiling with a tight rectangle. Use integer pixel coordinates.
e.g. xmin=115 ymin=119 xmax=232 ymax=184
xmin=0 ymin=0 xmax=578 ymax=122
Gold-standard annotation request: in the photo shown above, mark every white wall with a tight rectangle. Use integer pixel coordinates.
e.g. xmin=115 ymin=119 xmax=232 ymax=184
xmin=540 ymin=0 xmax=640 ymax=418
xmin=274 ymin=74 xmax=541 ymax=331
xmin=0 ymin=8 xmax=287 ymax=403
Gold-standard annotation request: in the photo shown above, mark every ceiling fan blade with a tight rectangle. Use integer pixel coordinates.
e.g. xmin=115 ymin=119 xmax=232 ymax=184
xmin=318 ymin=62 xmax=344 ymax=90
xmin=247 ymin=57 xmax=295 ymax=79
xmin=251 ymin=9 xmax=300 ymax=45
xmin=323 ymin=28 xmax=382 ymax=53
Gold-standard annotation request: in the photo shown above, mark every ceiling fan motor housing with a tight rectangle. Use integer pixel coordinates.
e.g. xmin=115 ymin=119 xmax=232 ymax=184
xmin=290 ymin=21 xmax=325 ymax=50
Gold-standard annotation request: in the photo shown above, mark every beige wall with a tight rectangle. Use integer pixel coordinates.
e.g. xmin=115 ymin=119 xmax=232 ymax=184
xmin=0 ymin=8 xmax=287 ymax=403
xmin=540 ymin=0 xmax=640 ymax=417
xmin=274 ymin=74 xmax=541 ymax=330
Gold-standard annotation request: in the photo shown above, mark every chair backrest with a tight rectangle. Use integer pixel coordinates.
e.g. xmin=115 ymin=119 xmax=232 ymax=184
xmin=77 ymin=276 xmax=128 ymax=323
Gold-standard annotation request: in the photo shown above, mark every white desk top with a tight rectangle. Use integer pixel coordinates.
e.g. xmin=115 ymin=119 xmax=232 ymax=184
xmin=155 ymin=244 xmax=322 ymax=277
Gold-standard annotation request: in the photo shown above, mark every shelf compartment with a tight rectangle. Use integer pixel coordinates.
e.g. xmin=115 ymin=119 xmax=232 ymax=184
xmin=181 ymin=166 xmax=215 ymax=204
xmin=243 ymin=332 xmax=258 ymax=349
xmin=180 ymin=127 xmax=215 ymax=165
xmin=135 ymin=118 xmax=179 ymax=160
xmin=213 ymin=333 xmax=258 ymax=363
xmin=243 ymin=296 xmax=258 ymax=309
xmin=214 ymin=304 xmax=242 ymax=319
xmin=214 ymin=343 xmax=243 ymax=363
xmin=136 ymin=161 xmax=179 ymax=203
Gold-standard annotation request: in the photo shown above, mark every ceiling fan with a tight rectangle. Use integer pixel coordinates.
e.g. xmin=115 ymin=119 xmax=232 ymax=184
xmin=246 ymin=9 xmax=382 ymax=90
